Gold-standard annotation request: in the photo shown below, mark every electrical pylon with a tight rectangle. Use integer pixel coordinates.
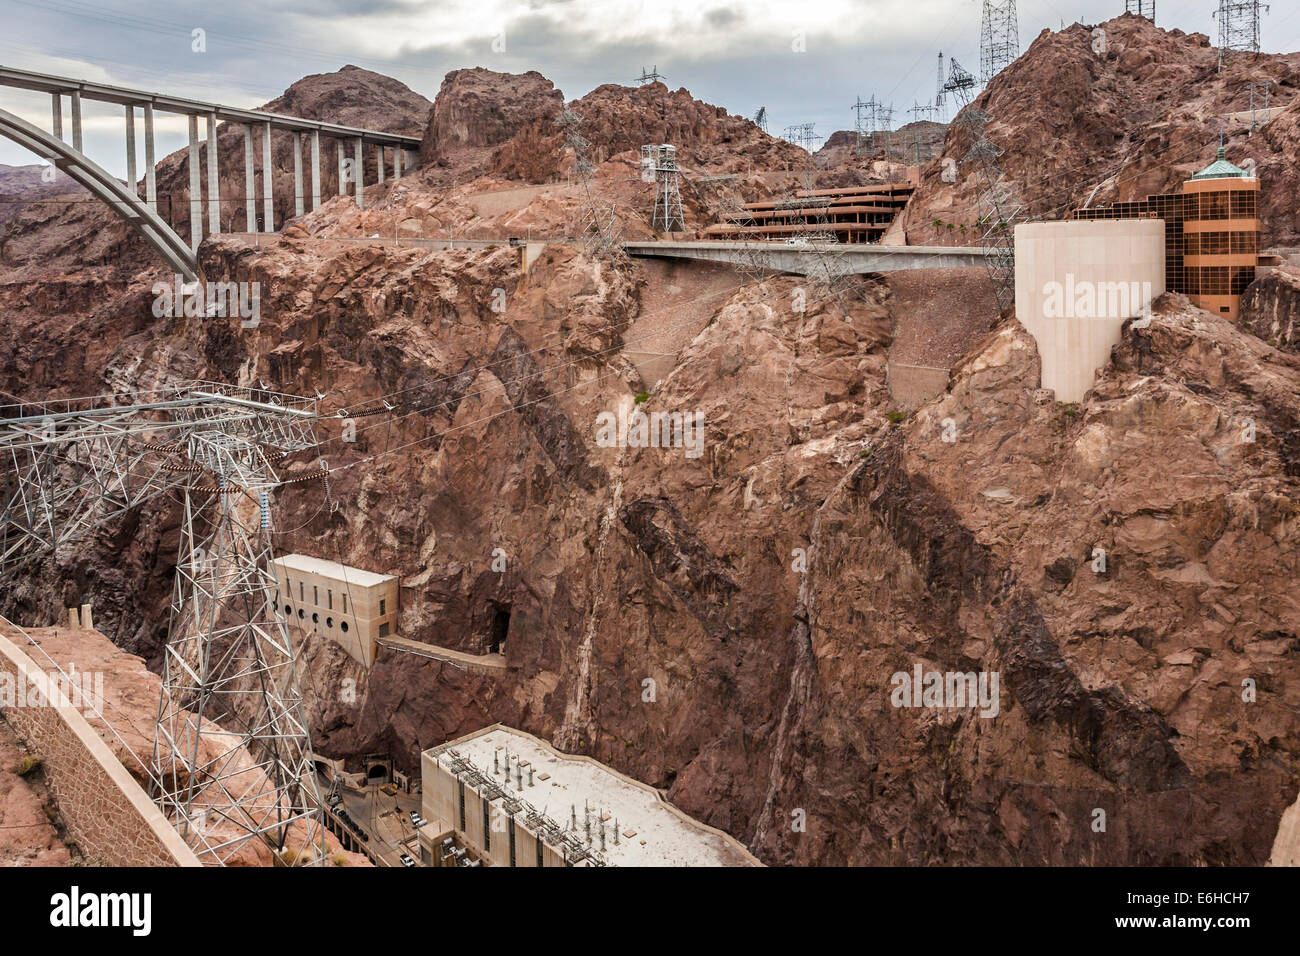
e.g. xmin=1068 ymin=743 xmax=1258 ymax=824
xmin=559 ymin=108 xmax=622 ymax=255
xmin=642 ymin=143 xmax=685 ymax=232
xmin=0 ymin=381 xmax=327 ymax=865
xmin=980 ymin=1 xmax=1020 ymax=83
xmin=944 ymin=57 xmax=1023 ymax=313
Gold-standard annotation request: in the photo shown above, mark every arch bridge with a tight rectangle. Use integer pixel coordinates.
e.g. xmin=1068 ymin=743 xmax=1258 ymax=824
xmin=0 ymin=65 xmax=422 ymax=281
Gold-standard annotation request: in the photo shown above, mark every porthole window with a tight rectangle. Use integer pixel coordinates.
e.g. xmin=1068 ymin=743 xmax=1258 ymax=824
xmin=341 ymin=621 xmax=350 ymax=633
xmin=298 ymin=608 xmax=305 ymax=619
xmin=312 ymin=613 xmax=319 ymax=624
xmin=326 ymin=617 xmax=334 ymax=628
xmin=285 ymin=605 xmax=293 ymax=616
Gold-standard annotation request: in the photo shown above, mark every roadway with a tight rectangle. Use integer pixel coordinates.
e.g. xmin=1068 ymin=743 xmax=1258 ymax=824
xmin=622 ymin=239 xmax=991 ymax=274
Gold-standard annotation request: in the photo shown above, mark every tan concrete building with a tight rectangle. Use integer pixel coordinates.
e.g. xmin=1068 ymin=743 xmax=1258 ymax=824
xmin=419 ymin=724 xmax=761 ymax=867
xmin=1014 ymin=219 xmax=1165 ymax=403
xmin=272 ymin=554 xmax=397 ymax=668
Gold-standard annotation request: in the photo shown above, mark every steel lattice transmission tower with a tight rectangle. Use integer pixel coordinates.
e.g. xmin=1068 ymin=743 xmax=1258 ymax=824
xmin=0 ymin=382 xmax=328 ymax=865
xmin=944 ymin=57 xmax=1023 ymax=313
xmin=908 ymin=102 xmax=937 ymax=163
xmin=1247 ymin=81 xmax=1272 ymax=132
xmin=753 ymin=106 xmax=768 ymax=133
xmin=641 ymin=143 xmax=685 ymax=233
xmin=936 ymin=52 xmax=947 ymax=121
xmin=981 ymin=1 xmax=1020 ymax=84
xmin=558 ymin=108 xmax=622 ymax=255
xmin=1215 ymin=2 xmax=1269 ymax=69
xmin=1125 ymin=1 xmax=1155 ymax=20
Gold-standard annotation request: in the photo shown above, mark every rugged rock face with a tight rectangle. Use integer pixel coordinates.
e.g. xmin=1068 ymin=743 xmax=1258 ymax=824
xmin=421 ymin=68 xmax=564 ymax=164
xmin=3 ymin=30 xmax=1300 ymax=868
xmin=1242 ymin=266 xmax=1300 ymax=353
xmin=0 ymin=164 xmax=85 ymax=230
xmin=818 ymin=121 xmax=947 ymax=177
xmin=487 ymin=80 xmax=810 ymax=185
xmin=899 ymin=14 xmax=1300 ymax=245
xmin=752 ymin=299 xmax=1300 ymax=864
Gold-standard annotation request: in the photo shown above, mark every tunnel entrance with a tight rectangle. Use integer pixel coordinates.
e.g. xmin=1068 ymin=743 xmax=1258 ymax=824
xmin=488 ymin=605 xmax=510 ymax=655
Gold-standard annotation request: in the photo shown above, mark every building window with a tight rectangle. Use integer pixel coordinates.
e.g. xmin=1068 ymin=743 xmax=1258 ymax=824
xmin=482 ymin=799 xmax=491 ymax=852
xmin=458 ymin=779 xmax=465 ymax=831
xmin=343 ymin=594 xmax=348 ymax=613
xmin=508 ymin=817 xmax=516 ymax=867
xmin=312 ymin=613 xmax=319 ymax=624
xmin=328 ymin=590 xmax=333 ymax=610
xmin=326 ymin=617 xmax=334 ymax=628
xmin=341 ymin=620 xmax=349 ymax=633
xmin=379 ymin=598 xmax=386 ymax=616
xmin=314 ymin=585 xmax=318 ymax=605
xmin=299 ymin=582 xmax=304 ymax=601
xmin=378 ymin=622 xmax=390 ymax=638
xmin=536 ymin=834 xmax=544 ymax=867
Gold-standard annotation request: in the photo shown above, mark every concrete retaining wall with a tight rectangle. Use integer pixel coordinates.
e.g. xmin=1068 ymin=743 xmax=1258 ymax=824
xmin=0 ymin=627 xmax=200 ymax=867
xmin=887 ymin=363 xmax=951 ymax=408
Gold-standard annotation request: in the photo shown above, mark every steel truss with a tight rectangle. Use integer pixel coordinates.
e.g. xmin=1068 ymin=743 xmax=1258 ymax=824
xmin=0 ymin=381 xmax=326 ymax=865
xmin=559 ymin=108 xmax=623 ymax=256
xmin=641 ymin=144 xmax=685 ymax=233
xmin=980 ymin=1 xmax=1020 ymax=84
xmin=944 ymin=59 xmax=1023 ymax=313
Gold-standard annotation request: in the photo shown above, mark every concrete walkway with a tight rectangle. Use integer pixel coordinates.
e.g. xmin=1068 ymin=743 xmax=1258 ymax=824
xmin=375 ymin=635 xmax=507 ymax=673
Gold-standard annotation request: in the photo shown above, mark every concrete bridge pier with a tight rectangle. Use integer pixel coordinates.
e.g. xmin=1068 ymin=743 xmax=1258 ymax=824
xmin=261 ymin=122 xmax=274 ymax=232
xmin=353 ymin=136 xmax=364 ymax=208
xmin=187 ymin=115 xmax=202 ymax=249
xmin=293 ymin=131 xmax=304 ymax=217
xmin=123 ymin=105 xmax=136 ymax=202
xmin=310 ymin=130 xmax=321 ymax=211
xmin=143 ymin=104 xmax=156 ymax=211
xmin=69 ymin=90 xmax=81 ymax=151
xmin=243 ymin=125 xmax=256 ymax=232
xmin=205 ymin=112 xmax=220 ymax=236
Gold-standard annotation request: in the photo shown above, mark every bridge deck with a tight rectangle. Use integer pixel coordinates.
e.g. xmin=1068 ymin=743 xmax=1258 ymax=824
xmin=622 ymin=240 xmax=991 ymax=274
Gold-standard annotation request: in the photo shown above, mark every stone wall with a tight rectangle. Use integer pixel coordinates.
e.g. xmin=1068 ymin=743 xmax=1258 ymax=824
xmin=0 ymin=626 xmax=200 ymax=867
xmin=887 ymin=362 xmax=951 ymax=409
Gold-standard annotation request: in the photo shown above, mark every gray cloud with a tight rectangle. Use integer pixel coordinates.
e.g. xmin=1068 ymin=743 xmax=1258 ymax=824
xmin=0 ymin=0 xmax=1291 ymax=177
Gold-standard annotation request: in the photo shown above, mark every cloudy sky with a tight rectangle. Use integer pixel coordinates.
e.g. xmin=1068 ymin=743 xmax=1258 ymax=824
xmin=1 ymin=0 xmax=1299 ymax=176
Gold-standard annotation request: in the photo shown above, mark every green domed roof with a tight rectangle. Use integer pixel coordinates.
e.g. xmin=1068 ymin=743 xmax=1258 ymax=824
xmin=1190 ymin=146 xmax=1249 ymax=180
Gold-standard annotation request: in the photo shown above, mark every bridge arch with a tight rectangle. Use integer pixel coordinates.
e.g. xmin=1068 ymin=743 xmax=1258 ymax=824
xmin=0 ymin=106 xmax=199 ymax=281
